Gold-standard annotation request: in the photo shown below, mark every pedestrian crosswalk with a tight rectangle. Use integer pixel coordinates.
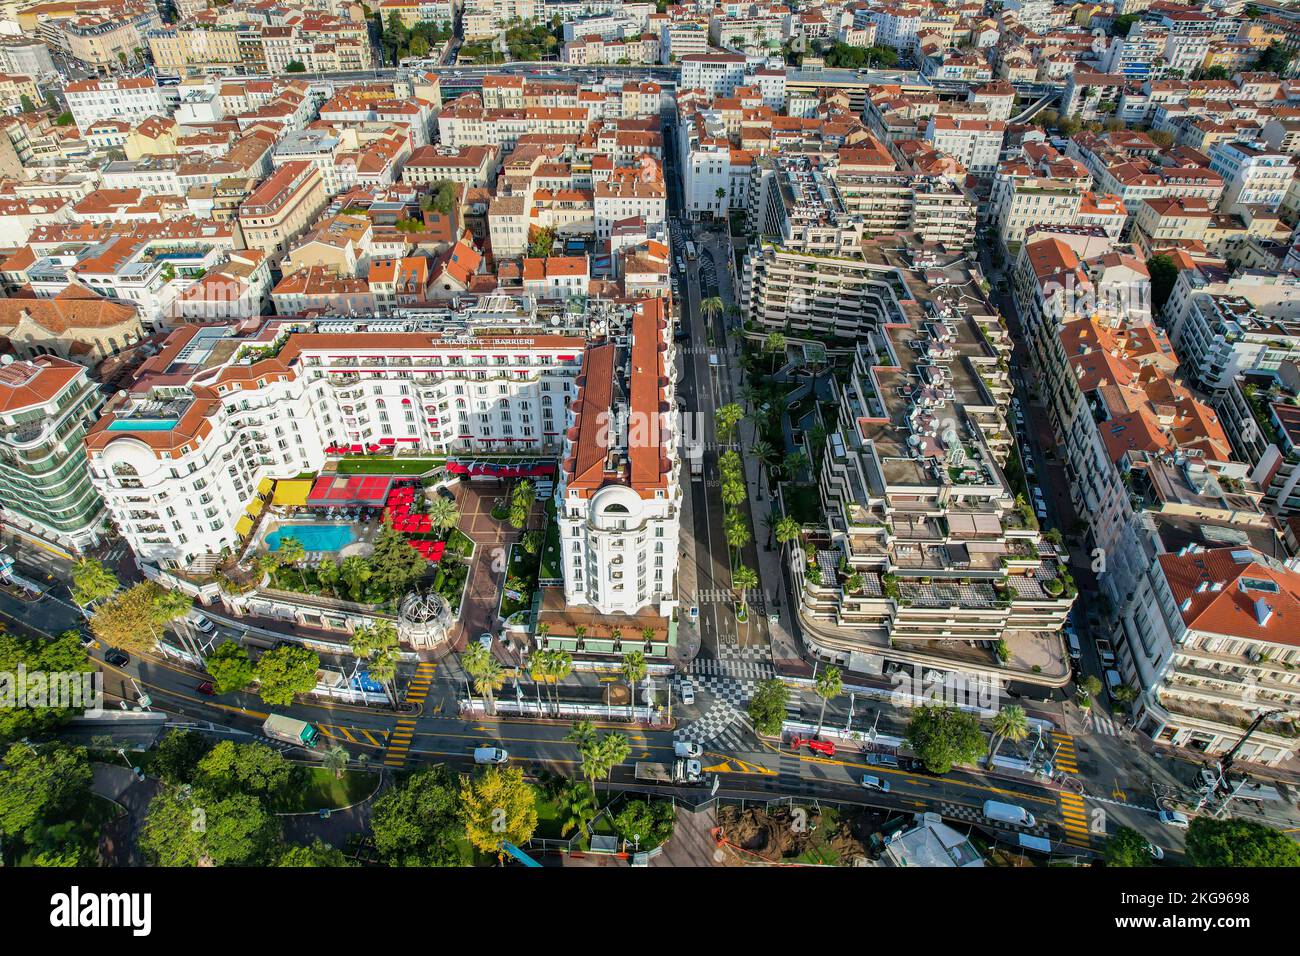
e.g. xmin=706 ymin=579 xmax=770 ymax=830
xmin=404 ymin=661 xmax=437 ymax=709
xmin=1057 ymin=792 xmax=1091 ymax=848
xmin=1087 ymin=711 xmax=1122 ymax=737
xmin=383 ymin=718 xmax=417 ymax=768
xmin=317 ymin=723 xmax=386 ymax=748
xmin=692 ymin=587 xmax=763 ymax=605
xmin=1049 ymin=731 xmax=1078 ymax=774
xmin=687 ymin=657 xmax=775 ymax=681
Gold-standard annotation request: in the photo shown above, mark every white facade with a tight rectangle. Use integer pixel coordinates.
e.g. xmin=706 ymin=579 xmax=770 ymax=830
xmin=65 ymin=78 xmax=166 ymax=132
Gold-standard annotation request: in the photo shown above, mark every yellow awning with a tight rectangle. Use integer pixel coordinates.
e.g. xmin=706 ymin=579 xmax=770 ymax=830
xmin=247 ymin=497 xmax=265 ymax=516
xmin=272 ymin=478 xmax=313 ymax=507
xmin=235 ymin=516 xmax=254 ymax=537
xmin=257 ymin=476 xmax=275 ymax=496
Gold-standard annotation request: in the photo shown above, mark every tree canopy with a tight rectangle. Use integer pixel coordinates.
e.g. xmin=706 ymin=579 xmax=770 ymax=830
xmin=905 ymin=705 xmax=984 ymax=774
xmin=370 ymin=766 xmax=463 ymax=865
xmin=1185 ymin=816 xmax=1300 ymax=867
xmin=253 ymin=644 xmax=320 ymax=707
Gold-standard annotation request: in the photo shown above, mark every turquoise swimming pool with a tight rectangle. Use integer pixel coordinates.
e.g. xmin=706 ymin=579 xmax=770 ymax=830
xmin=265 ymin=524 xmax=356 ymax=552
xmin=107 ymin=419 xmax=178 ymax=431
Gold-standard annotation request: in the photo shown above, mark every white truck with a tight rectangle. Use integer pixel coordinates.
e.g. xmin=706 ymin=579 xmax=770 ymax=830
xmin=634 ymin=758 xmax=702 ymax=784
xmin=690 ymin=448 xmax=704 ymax=478
xmin=262 ymin=714 xmax=319 ymax=748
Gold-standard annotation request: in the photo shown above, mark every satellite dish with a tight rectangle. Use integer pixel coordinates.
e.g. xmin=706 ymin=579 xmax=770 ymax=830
xmin=0 ymin=354 xmax=12 ymax=365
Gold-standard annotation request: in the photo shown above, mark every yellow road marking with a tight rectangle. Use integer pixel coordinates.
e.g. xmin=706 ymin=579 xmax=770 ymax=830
xmin=360 ymin=729 xmax=381 ymax=747
xmin=337 ymin=726 xmax=358 ymax=743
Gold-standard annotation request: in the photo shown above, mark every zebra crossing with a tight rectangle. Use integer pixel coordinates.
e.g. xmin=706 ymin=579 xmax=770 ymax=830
xmin=674 ymin=645 xmax=775 ymax=748
xmin=692 ymin=587 xmax=764 ymax=605
xmin=1049 ymin=731 xmax=1078 ymax=774
xmin=1087 ymin=711 xmax=1122 ymax=737
xmin=383 ymin=718 xmax=417 ymax=768
xmin=1058 ymin=792 xmax=1092 ymax=848
xmin=403 ymin=661 xmax=437 ymax=710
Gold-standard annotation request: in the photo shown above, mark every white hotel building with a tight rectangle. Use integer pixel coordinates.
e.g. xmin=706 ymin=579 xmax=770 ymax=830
xmin=556 ymin=298 xmax=681 ymax=617
xmin=87 ymin=312 xmax=587 ymax=568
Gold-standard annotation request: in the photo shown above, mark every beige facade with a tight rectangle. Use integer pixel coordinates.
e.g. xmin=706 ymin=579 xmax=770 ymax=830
xmin=237 ymin=161 xmax=328 ymax=261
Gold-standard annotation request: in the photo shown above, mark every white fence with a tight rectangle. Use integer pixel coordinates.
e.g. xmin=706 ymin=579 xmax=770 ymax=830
xmin=461 ymin=698 xmax=664 ymax=723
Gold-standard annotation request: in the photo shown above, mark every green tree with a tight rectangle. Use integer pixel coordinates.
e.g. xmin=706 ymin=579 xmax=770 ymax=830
xmin=141 ymin=785 xmax=280 ymax=866
xmin=905 ymin=705 xmax=984 ymax=774
xmin=0 ymin=743 xmax=92 ymax=840
xmin=409 ymin=33 xmax=430 ymax=57
xmin=700 ymin=296 xmax=725 ymax=321
xmin=1256 ymin=41 xmax=1295 ymax=75
xmin=321 ymin=745 xmax=351 ymax=780
xmin=338 ymin=555 xmax=372 ymax=601
xmin=285 ymin=60 xmax=307 ymax=72
xmin=253 ymin=645 xmax=320 ymax=707
xmin=774 ymin=515 xmax=802 ymax=549
xmin=1185 ymin=816 xmax=1300 ymax=867
xmin=0 ymin=629 xmax=93 ymax=745
xmin=1112 ymin=13 xmax=1139 ymax=36
xmin=611 ymin=797 xmax=675 ymax=849
xmin=196 ymin=741 xmax=295 ymax=798
xmin=90 ymin=582 xmax=188 ymax=654
xmin=316 ymin=557 xmax=340 ymax=595
xmin=428 ymin=496 xmax=460 ymax=532
xmin=18 ymin=93 xmax=34 ymax=113
xmin=151 ymin=729 xmax=213 ymax=785
xmin=748 ymin=677 xmax=789 ymax=737
xmin=278 ymin=838 xmax=354 ymax=866
xmin=732 ymin=564 xmax=759 ymax=618
xmin=463 ymin=641 xmax=504 ymax=715
xmin=724 ymin=510 xmax=751 ymax=552
xmin=556 ymin=780 xmax=597 ymax=838
xmin=275 ymin=535 xmax=307 ymax=587
xmin=986 ymin=704 xmax=1030 ymax=769
xmin=813 ymin=666 xmax=842 ymax=736
xmin=368 ymin=519 xmax=429 ymax=598
xmin=764 ymin=331 xmax=786 ymax=355
xmin=205 ymin=640 xmax=254 ymax=694
xmin=369 ymin=765 xmax=462 ymax=865
xmin=1104 ymin=826 xmax=1155 ymax=867
xmin=1080 ymin=674 xmax=1103 ymax=697
xmin=1146 ymin=253 xmax=1179 ymax=316
xmin=459 ymin=765 xmax=538 ymax=854
xmin=70 ymin=557 xmax=117 ymax=607
xmin=620 ymin=650 xmax=647 ymax=719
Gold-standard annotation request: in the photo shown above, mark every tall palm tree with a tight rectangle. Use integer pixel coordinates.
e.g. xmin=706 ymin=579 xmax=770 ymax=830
xmin=599 ymin=732 xmax=631 ymax=785
xmin=732 ymin=565 xmax=759 ymax=619
xmin=609 ymin=625 xmax=623 ymax=651
xmin=750 ymin=439 xmax=777 ymax=497
xmin=621 ymin=651 xmax=647 ymax=721
xmin=368 ymin=646 xmax=400 ymax=708
xmin=700 ymin=296 xmax=724 ymax=322
xmin=986 ymin=704 xmax=1030 ymax=769
xmin=813 ymin=666 xmax=843 ymax=737
xmin=276 ymin=535 xmax=307 ymax=587
xmin=556 ymin=782 xmax=597 ymax=839
xmin=71 ymin=557 xmax=118 ymax=609
xmin=784 ymin=450 xmax=810 ymax=482
xmin=574 ymin=624 xmax=587 ymax=649
xmin=774 ymin=515 xmax=802 ymax=549
xmin=463 ymin=642 xmax=504 ymax=715
xmin=639 ymin=625 xmax=655 ymax=649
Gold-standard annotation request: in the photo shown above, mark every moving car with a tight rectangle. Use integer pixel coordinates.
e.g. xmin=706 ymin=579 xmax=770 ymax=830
xmin=678 ymin=678 xmax=695 ymax=705
xmin=104 ymin=648 xmax=130 ymax=668
xmin=982 ymin=800 xmax=1036 ymax=828
xmin=473 ymin=747 xmax=509 ymax=765
xmin=195 ymin=680 xmax=216 ymax=696
xmin=861 ymin=774 xmax=890 ymax=793
xmin=1158 ymin=809 xmax=1190 ymax=829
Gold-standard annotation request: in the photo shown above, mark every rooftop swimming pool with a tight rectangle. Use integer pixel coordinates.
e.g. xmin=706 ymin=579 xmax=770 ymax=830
xmin=107 ymin=419 xmax=179 ymax=432
xmin=265 ymin=524 xmax=357 ymax=553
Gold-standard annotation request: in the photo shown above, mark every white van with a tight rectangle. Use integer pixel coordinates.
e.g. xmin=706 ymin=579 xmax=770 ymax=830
xmin=1065 ymin=626 xmax=1081 ymax=661
xmin=674 ymin=741 xmax=702 ymax=759
xmin=473 ymin=747 xmax=508 ymax=765
xmin=982 ymin=800 xmax=1036 ymax=828
xmin=1104 ymin=669 xmax=1123 ymax=700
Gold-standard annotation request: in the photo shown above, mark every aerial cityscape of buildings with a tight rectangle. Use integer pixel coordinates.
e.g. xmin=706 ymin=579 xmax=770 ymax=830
xmin=0 ymin=0 xmax=1297 ymax=881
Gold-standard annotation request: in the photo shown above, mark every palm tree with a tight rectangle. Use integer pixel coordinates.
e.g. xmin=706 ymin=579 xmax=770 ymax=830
xmin=574 ymin=624 xmax=587 ymax=649
xmin=322 ymin=744 xmax=350 ymax=780
xmin=462 ymin=642 xmax=504 ymax=715
xmin=599 ymin=732 xmax=631 ymax=785
xmin=276 ymin=535 xmax=307 ymax=588
xmin=71 ymin=557 xmax=118 ymax=609
xmin=621 ymin=651 xmax=647 ymax=721
xmin=369 ymin=646 xmax=400 ymax=708
xmin=556 ymin=782 xmax=597 ymax=839
xmin=775 ymin=516 xmax=802 ymax=550
xmin=427 ymin=496 xmax=460 ymax=532
xmin=700 ymin=296 xmax=724 ymax=322
xmin=732 ymin=564 xmax=759 ymax=619
xmin=986 ymin=704 xmax=1029 ymax=769
xmin=750 ymin=438 xmax=777 ymax=497
xmin=813 ymin=666 xmax=842 ymax=736
xmin=640 ymin=625 xmax=655 ymax=648
xmin=609 ymin=625 xmax=623 ymax=651
xmin=784 ymin=450 xmax=810 ymax=482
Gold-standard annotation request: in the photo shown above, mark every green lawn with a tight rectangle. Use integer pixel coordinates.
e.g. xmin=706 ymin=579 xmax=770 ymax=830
xmin=335 ymin=457 xmax=445 ymax=475
xmin=500 ymin=542 xmax=541 ymax=620
xmin=271 ymin=768 xmax=379 ymax=812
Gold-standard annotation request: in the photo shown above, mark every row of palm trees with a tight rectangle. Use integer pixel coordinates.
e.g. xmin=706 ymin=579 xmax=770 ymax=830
xmin=461 ymin=637 xmax=654 ymax=721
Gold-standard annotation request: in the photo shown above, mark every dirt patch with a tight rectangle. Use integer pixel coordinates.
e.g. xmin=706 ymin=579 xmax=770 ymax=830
xmin=716 ymin=805 xmax=874 ymax=866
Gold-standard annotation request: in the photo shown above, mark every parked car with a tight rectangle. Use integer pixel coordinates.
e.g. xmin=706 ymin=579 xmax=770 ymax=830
xmin=104 ymin=648 xmax=130 ymax=668
xmin=861 ymin=774 xmax=890 ymax=793
xmin=1096 ymin=638 xmax=1117 ymax=668
xmin=477 ymin=632 xmax=494 ymax=651
xmin=1148 ymin=841 xmax=1165 ymax=860
xmin=1196 ymin=767 xmax=1219 ymax=793
xmin=195 ymin=680 xmax=215 ymax=696
xmin=1065 ymin=626 xmax=1081 ymax=661
xmin=678 ymin=678 xmax=695 ymax=705
xmin=864 ymin=752 xmax=899 ymax=768
xmin=1104 ymin=668 xmax=1123 ymax=700
xmin=188 ymin=612 xmax=215 ymax=634
xmin=1158 ymin=809 xmax=1190 ymax=829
